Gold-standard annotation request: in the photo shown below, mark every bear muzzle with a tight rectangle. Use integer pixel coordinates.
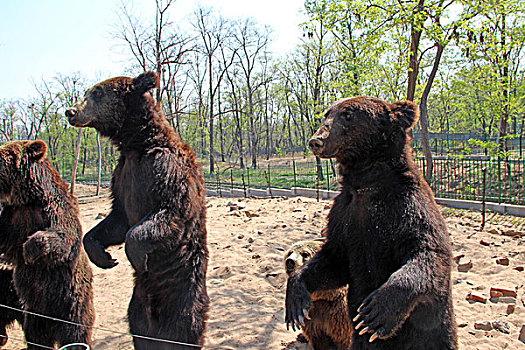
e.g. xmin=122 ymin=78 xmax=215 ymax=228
xmin=308 ymin=138 xmax=324 ymax=155
xmin=66 ymin=108 xmax=90 ymax=127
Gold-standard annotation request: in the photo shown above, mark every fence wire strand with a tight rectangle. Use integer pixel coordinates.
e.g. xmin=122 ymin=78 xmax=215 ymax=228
xmin=0 ymin=303 xmax=235 ymax=350
xmin=0 ymin=334 xmax=55 ymax=349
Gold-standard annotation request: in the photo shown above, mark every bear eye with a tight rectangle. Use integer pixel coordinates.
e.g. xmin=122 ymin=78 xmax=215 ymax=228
xmin=91 ymin=87 xmax=103 ymax=102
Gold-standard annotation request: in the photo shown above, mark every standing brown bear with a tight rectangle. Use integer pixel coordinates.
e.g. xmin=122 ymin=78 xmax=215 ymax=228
xmin=0 ymin=140 xmax=94 ymax=349
xmin=66 ymin=72 xmax=209 ymax=349
xmin=285 ymin=97 xmax=457 ymax=349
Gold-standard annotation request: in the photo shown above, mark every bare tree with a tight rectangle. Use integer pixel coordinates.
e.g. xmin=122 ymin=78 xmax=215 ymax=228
xmin=233 ymin=18 xmax=271 ymax=169
xmin=115 ymin=0 xmax=193 ymax=105
xmin=192 ymin=7 xmax=237 ymax=173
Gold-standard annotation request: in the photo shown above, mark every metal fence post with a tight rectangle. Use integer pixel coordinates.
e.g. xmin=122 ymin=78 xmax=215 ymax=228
xmin=230 ymin=169 xmax=234 ymax=190
xmin=293 ymin=160 xmax=297 ymax=188
xmin=325 ymin=161 xmax=329 ymax=191
xmin=497 ymin=156 xmax=502 ymax=204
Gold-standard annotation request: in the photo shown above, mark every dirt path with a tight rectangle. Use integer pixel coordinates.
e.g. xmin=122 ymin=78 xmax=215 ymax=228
xmin=4 ymin=184 xmax=524 ymax=349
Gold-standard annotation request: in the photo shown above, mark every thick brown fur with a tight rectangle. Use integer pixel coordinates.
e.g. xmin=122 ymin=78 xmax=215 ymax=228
xmin=286 ymin=97 xmax=457 ymax=349
xmin=0 ymin=140 xmax=94 ymax=349
xmin=285 ymin=240 xmax=352 ymax=350
xmin=66 ymin=71 xmax=209 ymax=349
xmin=0 ymin=259 xmax=23 ymax=348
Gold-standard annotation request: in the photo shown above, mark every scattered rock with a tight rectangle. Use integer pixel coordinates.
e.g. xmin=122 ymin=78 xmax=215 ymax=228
xmin=519 ymin=325 xmax=525 ymax=343
xmin=453 ymin=254 xmax=465 ymax=263
xmin=506 ymin=304 xmax=515 ymax=314
xmin=227 ymin=202 xmax=246 ymax=211
xmin=274 ymin=245 xmax=285 ymax=252
xmin=292 ymin=208 xmax=302 ymax=212
xmin=474 ymin=321 xmax=493 ymax=331
xmin=238 ymin=234 xmax=245 ymax=239
xmin=514 ymin=266 xmax=524 ymax=272
xmin=457 ymin=257 xmax=473 ymax=272
xmin=466 ymin=291 xmax=487 ymax=303
xmin=490 ymin=297 xmax=517 ymax=304
xmin=503 ymin=230 xmax=524 ymax=237
xmin=243 ymin=210 xmax=260 ymax=218
xmin=458 ymin=322 xmax=468 ymax=328
xmin=247 ymin=237 xmax=254 ymax=243
xmin=490 ymin=287 xmax=517 ymax=298
xmin=251 ymin=254 xmax=261 ymax=259
xmin=313 ymin=211 xmax=320 ymax=218
xmin=495 ymin=257 xmax=510 ymax=266
xmin=488 ymin=228 xmax=501 ymax=235
xmin=479 ymin=239 xmax=491 ymax=246
xmin=492 ymin=319 xmax=510 ymax=334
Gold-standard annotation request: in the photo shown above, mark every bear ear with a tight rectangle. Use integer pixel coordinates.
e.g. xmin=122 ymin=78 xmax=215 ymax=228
xmin=26 ymin=140 xmax=47 ymax=162
xmin=391 ymin=100 xmax=420 ymax=131
xmin=132 ymin=71 xmax=159 ymax=94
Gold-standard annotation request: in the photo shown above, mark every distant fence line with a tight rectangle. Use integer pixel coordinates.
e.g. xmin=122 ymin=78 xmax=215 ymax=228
xmin=201 ymin=156 xmax=524 ymax=206
xmin=63 ymin=155 xmax=524 ymax=206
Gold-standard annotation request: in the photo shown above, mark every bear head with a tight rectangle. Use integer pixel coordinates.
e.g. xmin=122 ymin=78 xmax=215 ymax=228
xmin=308 ymin=97 xmax=419 ymax=165
xmin=65 ymin=71 xmax=159 ymax=138
xmin=0 ymin=140 xmax=48 ymax=205
xmin=284 ymin=239 xmax=324 ymax=276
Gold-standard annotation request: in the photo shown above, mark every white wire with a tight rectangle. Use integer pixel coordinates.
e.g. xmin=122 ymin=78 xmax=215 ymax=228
xmin=0 ymin=303 xmax=235 ymax=349
xmin=0 ymin=333 xmax=55 ymax=349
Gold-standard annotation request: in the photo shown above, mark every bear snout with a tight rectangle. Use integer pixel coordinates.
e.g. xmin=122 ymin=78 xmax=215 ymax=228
xmin=308 ymin=138 xmax=324 ymax=154
xmin=65 ymin=108 xmax=77 ymax=119
xmin=285 ymin=257 xmax=296 ymax=272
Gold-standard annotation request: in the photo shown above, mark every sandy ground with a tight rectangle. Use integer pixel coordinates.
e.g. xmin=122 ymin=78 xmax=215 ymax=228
xmin=3 ymin=184 xmax=525 ymax=349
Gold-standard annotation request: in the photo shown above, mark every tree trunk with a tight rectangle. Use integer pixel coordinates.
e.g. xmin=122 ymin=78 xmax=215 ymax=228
xmin=70 ymin=128 xmax=82 ymax=195
xmin=419 ymin=43 xmax=444 ymax=183
xmin=407 ymin=0 xmax=425 ymax=101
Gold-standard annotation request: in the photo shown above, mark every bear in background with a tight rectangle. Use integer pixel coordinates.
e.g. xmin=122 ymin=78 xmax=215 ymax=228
xmin=0 ymin=140 xmax=94 ymax=349
xmin=286 ymin=97 xmax=457 ymax=349
xmin=66 ymin=71 xmax=209 ymax=349
xmin=285 ymin=239 xmax=352 ymax=350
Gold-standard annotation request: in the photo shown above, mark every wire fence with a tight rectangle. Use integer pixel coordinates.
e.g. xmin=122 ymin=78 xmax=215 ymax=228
xmin=202 ymin=156 xmax=525 ymax=206
xmin=0 ymin=303 xmax=235 ymax=350
xmin=58 ymin=154 xmax=525 ymax=206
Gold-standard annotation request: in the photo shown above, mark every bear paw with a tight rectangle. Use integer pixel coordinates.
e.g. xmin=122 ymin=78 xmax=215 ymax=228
xmin=285 ymin=274 xmax=312 ymax=332
xmin=353 ymin=287 xmax=408 ymax=342
xmin=23 ymin=231 xmax=50 ymax=264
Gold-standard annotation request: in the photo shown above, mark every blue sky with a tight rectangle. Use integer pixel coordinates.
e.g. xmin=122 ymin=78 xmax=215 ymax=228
xmin=0 ymin=0 xmax=306 ymax=100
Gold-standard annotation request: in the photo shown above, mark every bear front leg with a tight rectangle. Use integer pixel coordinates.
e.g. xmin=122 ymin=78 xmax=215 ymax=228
xmin=353 ymin=251 xmax=448 ymax=343
xmin=124 ymin=209 xmax=182 ymax=273
xmin=286 ymin=241 xmax=348 ymax=332
xmin=23 ymin=230 xmax=68 ymax=264
xmin=83 ymin=206 xmax=129 ymax=269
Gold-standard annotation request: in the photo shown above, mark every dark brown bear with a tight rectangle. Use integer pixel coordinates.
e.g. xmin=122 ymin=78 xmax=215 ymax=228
xmin=285 ymin=97 xmax=457 ymax=349
xmin=66 ymin=72 xmax=209 ymax=349
xmin=0 ymin=257 xmax=23 ymax=348
xmin=0 ymin=140 xmax=95 ymax=349
xmin=285 ymin=240 xmax=352 ymax=350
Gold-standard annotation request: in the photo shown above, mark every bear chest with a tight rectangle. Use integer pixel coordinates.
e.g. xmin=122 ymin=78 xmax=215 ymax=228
xmin=115 ymin=155 xmax=157 ymax=225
